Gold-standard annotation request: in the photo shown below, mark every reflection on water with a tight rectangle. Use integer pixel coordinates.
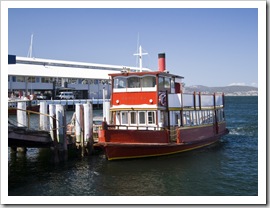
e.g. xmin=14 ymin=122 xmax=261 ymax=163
xmin=8 ymin=140 xmax=256 ymax=196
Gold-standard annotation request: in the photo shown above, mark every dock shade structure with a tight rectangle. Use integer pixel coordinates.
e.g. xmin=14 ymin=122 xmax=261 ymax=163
xmin=8 ymin=56 xmax=152 ymax=80
xmin=8 ymin=56 xmax=152 ymax=99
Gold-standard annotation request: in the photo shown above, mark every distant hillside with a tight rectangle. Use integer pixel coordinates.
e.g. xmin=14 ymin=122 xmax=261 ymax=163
xmin=184 ymin=85 xmax=258 ymax=96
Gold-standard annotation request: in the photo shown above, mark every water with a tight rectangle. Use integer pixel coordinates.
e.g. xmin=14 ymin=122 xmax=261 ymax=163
xmin=8 ymin=97 xmax=258 ymax=197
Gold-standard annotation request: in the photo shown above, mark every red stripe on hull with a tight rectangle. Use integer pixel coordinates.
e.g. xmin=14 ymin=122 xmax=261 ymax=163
xmin=99 ymin=129 xmax=169 ymax=143
xmin=96 ymin=129 xmax=229 ymax=160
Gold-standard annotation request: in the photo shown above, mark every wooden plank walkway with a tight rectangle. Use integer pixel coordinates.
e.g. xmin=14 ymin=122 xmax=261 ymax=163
xmin=8 ymin=126 xmax=53 ymax=148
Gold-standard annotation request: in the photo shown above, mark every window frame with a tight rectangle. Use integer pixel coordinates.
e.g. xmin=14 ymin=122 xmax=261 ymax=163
xmin=138 ymin=111 xmax=146 ymax=125
xmin=147 ymin=111 xmax=156 ymax=125
xmin=121 ymin=111 xmax=128 ymax=125
xmin=129 ymin=111 xmax=137 ymax=125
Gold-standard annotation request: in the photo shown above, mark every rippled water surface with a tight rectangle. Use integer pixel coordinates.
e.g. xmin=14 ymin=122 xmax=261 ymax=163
xmin=8 ymin=96 xmax=258 ymax=196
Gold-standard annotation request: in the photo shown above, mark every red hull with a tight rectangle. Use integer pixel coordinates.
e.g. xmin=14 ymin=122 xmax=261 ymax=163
xmin=95 ymin=124 xmax=229 ymax=160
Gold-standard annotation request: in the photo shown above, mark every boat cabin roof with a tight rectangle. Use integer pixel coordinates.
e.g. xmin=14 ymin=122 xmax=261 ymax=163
xmin=109 ymin=71 xmax=184 ymax=79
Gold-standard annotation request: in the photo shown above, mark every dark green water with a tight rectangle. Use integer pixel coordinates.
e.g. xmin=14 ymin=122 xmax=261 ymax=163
xmin=8 ymin=96 xmax=258 ymax=196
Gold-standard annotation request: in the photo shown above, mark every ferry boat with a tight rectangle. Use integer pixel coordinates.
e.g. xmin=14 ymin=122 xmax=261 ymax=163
xmin=95 ymin=53 xmax=229 ymax=160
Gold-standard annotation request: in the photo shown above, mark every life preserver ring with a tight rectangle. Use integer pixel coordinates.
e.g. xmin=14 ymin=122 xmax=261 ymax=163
xmin=159 ymin=92 xmax=166 ymax=106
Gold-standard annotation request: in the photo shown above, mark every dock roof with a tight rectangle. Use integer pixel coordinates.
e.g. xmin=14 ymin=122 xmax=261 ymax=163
xmin=8 ymin=56 xmax=152 ymax=80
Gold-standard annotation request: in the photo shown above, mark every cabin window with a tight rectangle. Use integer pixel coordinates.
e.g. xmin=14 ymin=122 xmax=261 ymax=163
xmin=191 ymin=111 xmax=198 ymax=125
xmin=115 ymin=112 xmax=120 ymax=125
xmin=130 ymin=111 xmax=137 ymax=125
xmin=138 ymin=111 xmax=146 ymax=125
xmin=197 ymin=111 xmax=202 ymax=125
xmin=201 ymin=110 xmax=207 ymax=124
xmin=216 ymin=109 xmax=224 ymax=122
xmin=221 ymin=109 xmax=225 ymax=121
xmin=118 ymin=111 xmax=158 ymax=127
xmin=182 ymin=111 xmax=190 ymax=126
xmin=147 ymin=111 xmax=156 ymax=125
xmin=171 ymin=111 xmax=180 ymax=126
xmin=209 ymin=111 xmax=213 ymax=123
xmin=158 ymin=77 xmax=164 ymax=90
xmin=176 ymin=112 xmax=181 ymax=126
xmin=218 ymin=109 xmax=222 ymax=121
xmin=114 ymin=75 xmax=156 ymax=92
xmin=164 ymin=77 xmax=170 ymax=89
xmin=121 ymin=111 xmax=128 ymax=125
xmin=141 ymin=76 xmax=156 ymax=88
xmin=127 ymin=76 xmax=140 ymax=88
xmin=114 ymin=77 xmax=127 ymax=89
xmin=182 ymin=110 xmax=210 ymax=126
xmin=158 ymin=111 xmax=168 ymax=127
xmin=195 ymin=111 xmax=200 ymax=125
xmin=158 ymin=76 xmax=171 ymax=90
xmin=171 ymin=78 xmax=175 ymax=93
xmin=199 ymin=110 xmax=215 ymax=124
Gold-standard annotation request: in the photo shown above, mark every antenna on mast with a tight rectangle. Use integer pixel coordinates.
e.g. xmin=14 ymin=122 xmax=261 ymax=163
xmin=133 ymin=45 xmax=148 ymax=72
xmin=27 ymin=34 xmax=34 ymax=58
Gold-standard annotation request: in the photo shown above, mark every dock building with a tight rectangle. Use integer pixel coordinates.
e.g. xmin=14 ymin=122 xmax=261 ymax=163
xmin=8 ymin=55 xmax=151 ymax=100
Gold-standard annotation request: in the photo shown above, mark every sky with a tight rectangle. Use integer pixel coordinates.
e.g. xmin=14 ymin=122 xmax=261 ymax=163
xmin=8 ymin=5 xmax=259 ymax=87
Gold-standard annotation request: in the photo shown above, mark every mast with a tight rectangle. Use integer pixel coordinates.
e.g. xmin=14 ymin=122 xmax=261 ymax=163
xmin=133 ymin=45 xmax=148 ymax=72
xmin=27 ymin=34 xmax=34 ymax=58
xmin=26 ymin=34 xmax=34 ymax=96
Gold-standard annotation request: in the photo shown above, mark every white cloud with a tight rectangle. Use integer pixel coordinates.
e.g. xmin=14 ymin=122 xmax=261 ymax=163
xmin=228 ymin=82 xmax=246 ymax=86
xmin=227 ymin=82 xmax=258 ymax=87
xmin=251 ymin=82 xmax=258 ymax=87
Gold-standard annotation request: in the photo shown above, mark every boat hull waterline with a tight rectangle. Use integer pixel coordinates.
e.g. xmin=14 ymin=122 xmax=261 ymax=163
xmin=95 ymin=128 xmax=229 ymax=160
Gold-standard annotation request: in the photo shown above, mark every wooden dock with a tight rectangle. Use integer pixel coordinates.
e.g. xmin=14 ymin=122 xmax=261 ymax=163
xmin=8 ymin=100 xmax=108 ymax=162
xmin=8 ymin=126 xmax=53 ymax=148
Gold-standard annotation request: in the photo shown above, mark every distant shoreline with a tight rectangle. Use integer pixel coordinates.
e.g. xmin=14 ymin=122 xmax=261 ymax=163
xmin=184 ymin=85 xmax=258 ymax=96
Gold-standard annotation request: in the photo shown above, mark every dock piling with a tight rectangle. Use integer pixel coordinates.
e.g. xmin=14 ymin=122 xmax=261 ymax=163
xmin=14 ymin=101 xmax=27 ymax=153
xmin=40 ymin=101 xmax=48 ymax=131
xmin=83 ymin=103 xmax=90 ymax=143
xmin=103 ymin=101 xmax=111 ymax=124
xmin=17 ymin=101 xmax=27 ymax=127
xmin=75 ymin=104 xmax=82 ymax=144
xmin=10 ymin=100 xmax=96 ymax=162
xmin=80 ymin=105 xmax=85 ymax=156
xmin=83 ymin=102 xmax=94 ymax=155
xmin=49 ymin=104 xmax=56 ymax=141
xmin=55 ymin=104 xmax=67 ymax=161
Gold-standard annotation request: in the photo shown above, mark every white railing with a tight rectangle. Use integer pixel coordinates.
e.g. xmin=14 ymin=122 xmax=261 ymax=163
xmin=168 ymin=92 xmax=224 ymax=109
